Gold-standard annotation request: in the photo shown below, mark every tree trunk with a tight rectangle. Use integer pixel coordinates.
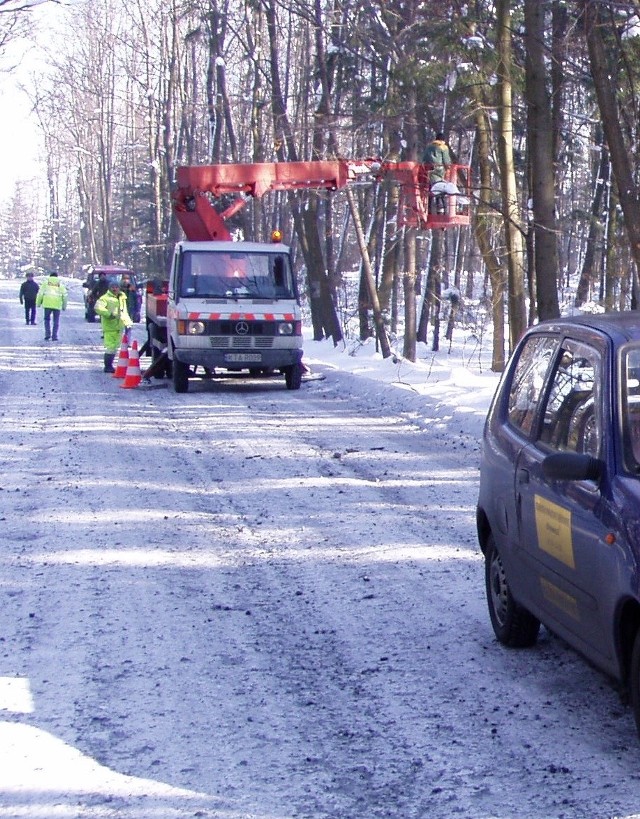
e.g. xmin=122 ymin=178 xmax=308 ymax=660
xmin=575 ymin=136 xmax=608 ymax=307
xmin=417 ymin=229 xmax=442 ymax=347
xmin=496 ymin=0 xmax=527 ymax=347
xmin=604 ymin=196 xmax=618 ymax=312
xmin=402 ymin=228 xmax=417 ymax=361
xmin=432 ymin=260 xmax=442 ymax=353
xmin=358 ymin=268 xmax=373 ymax=340
xmin=402 ymin=84 xmax=419 ymax=361
xmin=471 ymin=75 xmax=506 ymax=372
xmin=377 ymin=185 xmax=400 ymax=314
xmin=581 ymin=0 xmax=640 ymax=306
xmin=524 ymin=0 xmax=560 ymax=321
xmin=264 ymin=0 xmax=341 ymax=341
xmin=345 ymin=187 xmax=391 ymax=358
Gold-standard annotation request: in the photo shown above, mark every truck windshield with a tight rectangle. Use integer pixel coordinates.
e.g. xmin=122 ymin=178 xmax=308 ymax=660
xmin=179 ymin=251 xmax=295 ymax=300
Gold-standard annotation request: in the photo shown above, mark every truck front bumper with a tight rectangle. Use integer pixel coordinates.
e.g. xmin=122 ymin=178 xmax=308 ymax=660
xmin=172 ymin=346 xmax=303 ymax=371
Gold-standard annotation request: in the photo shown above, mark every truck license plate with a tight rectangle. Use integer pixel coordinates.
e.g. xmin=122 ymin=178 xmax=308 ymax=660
xmin=224 ymin=352 xmax=262 ymax=363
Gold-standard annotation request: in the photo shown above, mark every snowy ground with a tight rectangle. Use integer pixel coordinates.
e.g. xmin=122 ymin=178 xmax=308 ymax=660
xmin=2 ymin=276 xmax=640 ymax=819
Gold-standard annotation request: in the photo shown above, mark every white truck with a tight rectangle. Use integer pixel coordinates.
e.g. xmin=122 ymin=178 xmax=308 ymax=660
xmin=144 ymin=162 xmax=309 ymax=393
xmin=145 ymin=238 xmax=303 ymax=393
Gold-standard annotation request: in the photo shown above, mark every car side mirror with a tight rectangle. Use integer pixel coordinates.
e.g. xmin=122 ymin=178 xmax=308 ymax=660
xmin=542 ymin=452 xmax=604 ymax=483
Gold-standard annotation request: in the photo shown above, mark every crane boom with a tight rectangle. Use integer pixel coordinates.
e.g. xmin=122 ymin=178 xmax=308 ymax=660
xmin=172 ymin=159 xmax=471 ymax=241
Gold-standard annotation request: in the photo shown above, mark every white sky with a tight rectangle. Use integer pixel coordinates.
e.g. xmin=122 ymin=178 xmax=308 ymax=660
xmin=0 ymin=75 xmax=41 ymax=197
xmin=0 ymin=1 xmax=70 ymax=199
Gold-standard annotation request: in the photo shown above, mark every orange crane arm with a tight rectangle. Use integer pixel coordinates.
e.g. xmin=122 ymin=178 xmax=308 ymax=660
xmin=172 ymin=160 xmax=471 ymax=240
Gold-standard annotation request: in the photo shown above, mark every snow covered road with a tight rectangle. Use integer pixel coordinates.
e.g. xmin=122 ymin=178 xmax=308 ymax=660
xmin=1 ymin=279 xmax=640 ymax=818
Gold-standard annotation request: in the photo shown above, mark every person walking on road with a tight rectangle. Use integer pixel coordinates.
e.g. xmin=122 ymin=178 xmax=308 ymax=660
xmin=19 ymin=271 xmax=39 ymax=326
xmin=94 ymin=280 xmax=133 ymax=373
xmin=36 ymin=272 xmax=67 ymax=341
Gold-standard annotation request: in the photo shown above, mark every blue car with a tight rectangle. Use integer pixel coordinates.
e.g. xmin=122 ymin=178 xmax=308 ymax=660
xmin=477 ymin=313 xmax=640 ymax=738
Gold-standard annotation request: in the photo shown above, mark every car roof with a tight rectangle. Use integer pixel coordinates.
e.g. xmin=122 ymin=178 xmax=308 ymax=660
xmin=89 ymin=266 xmax=135 ymax=276
xmin=529 ymin=313 xmax=640 ymax=346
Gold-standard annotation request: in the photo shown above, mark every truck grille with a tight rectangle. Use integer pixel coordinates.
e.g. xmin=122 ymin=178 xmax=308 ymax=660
xmin=216 ymin=320 xmax=278 ymax=336
xmin=209 ymin=336 xmax=274 ymax=349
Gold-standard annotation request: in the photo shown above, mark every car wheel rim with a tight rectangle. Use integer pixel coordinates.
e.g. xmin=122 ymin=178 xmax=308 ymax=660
xmin=489 ymin=550 xmax=509 ymax=627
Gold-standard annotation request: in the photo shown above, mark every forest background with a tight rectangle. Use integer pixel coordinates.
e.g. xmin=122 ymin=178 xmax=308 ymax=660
xmin=0 ymin=0 xmax=638 ymax=372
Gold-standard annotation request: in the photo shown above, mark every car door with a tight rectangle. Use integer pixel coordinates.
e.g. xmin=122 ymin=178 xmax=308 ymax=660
xmin=514 ymin=337 xmax=614 ymax=663
xmin=481 ymin=332 xmax=560 ymax=608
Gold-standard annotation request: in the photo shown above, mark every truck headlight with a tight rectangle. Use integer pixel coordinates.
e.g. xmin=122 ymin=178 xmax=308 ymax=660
xmin=278 ymin=321 xmax=294 ymax=335
xmin=177 ymin=319 xmax=206 ymax=335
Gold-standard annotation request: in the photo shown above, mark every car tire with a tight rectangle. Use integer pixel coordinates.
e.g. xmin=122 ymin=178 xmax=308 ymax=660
xmin=485 ymin=535 xmax=540 ymax=647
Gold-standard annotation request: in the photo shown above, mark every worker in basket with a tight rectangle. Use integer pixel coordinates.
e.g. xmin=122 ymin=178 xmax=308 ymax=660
xmin=422 ymin=131 xmax=452 ymax=214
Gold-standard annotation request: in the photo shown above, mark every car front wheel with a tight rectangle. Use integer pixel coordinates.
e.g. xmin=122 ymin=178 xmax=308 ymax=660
xmin=485 ymin=535 xmax=540 ymax=647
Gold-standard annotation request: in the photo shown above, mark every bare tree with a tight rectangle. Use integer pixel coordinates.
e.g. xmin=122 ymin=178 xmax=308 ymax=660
xmin=260 ymin=0 xmax=342 ymax=343
xmin=470 ymin=81 xmax=506 ymax=372
xmin=524 ymin=0 xmax=560 ymax=321
xmin=580 ymin=0 xmax=640 ymax=308
xmin=496 ymin=0 xmax=526 ymax=348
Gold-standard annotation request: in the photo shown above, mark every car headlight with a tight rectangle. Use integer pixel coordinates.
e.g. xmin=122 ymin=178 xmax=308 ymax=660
xmin=278 ymin=321 xmax=294 ymax=336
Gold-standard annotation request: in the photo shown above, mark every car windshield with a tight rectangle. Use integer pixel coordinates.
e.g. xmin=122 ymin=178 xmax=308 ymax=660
xmin=89 ymin=271 xmax=136 ymax=287
xmin=622 ymin=346 xmax=640 ymax=472
xmin=178 ymin=251 xmax=295 ymax=300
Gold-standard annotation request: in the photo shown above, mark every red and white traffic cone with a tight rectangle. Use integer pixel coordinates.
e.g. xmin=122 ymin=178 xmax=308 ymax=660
xmin=113 ymin=332 xmax=130 ymax=379
xmin=120 ymin=340 xmax=142 ymax=389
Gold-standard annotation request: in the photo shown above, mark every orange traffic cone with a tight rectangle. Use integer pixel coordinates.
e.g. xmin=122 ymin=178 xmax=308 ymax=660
xmin=120 ymin=340 xmax=142 ymax=389
xmin=113 ymin=332 xmax=130 ymax=379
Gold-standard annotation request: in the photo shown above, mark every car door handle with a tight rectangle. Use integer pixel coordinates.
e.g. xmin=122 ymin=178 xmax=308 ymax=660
xmin=517 ymin=468 xmax=529 ymax=485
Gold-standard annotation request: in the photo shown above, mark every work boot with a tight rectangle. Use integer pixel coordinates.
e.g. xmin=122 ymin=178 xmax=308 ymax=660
xmin=103 ymin=354 xmax=115 ymax=373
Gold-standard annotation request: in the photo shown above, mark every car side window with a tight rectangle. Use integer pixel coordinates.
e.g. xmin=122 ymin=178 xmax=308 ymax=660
xmin=538 ymin=340 xmax=601 ymax=457
xmin=508 ymin=336 xmax=559 ymax=435
xmin=621 ymin=348 xmax=640 ymax=471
